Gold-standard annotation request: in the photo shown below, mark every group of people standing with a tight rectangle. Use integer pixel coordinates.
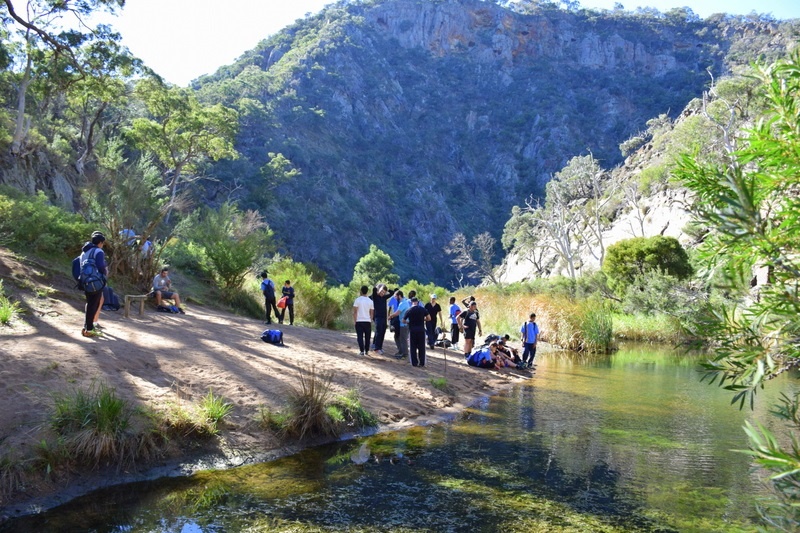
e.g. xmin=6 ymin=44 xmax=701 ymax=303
xmin=260 ymin=271 xmax=295 ymax=325
xmin=352 ymin=285 xmax=540 ymax=371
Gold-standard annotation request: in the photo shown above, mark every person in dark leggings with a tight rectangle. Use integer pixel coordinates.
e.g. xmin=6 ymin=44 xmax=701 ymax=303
xmin=279 ymin=280 xmax=295 ymax=325
xmin=403 ymin=297 xmax=430 ymax=367
xmin=80 ymin=231 xmax=107 ymax=338
xmin=353 ymin=285 xmax=374 ymax=356
xmin=370 ymin=283 xmax=394 ymax=355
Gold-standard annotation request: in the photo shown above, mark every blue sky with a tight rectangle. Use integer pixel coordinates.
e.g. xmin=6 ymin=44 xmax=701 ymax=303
xmin=105 ymin=0 xmax=799 ymax=86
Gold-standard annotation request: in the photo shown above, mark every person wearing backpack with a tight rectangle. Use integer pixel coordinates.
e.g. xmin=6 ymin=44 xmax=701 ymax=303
xmin=79 ymin=231 xmax=108 ymax=338
xmin=260 ymin=271 xmax=279 ymax=324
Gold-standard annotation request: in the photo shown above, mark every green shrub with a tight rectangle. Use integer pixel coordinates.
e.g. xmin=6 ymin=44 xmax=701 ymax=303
xmin=178 ymin=202 xmax=273 ymax=290
xmin=0 ymin=186 xmax=91 ymax=256
xmin=603 ymin=236 xmax=693 ymax=296
xmin=200 ymin=390 xmax=234 ymax=429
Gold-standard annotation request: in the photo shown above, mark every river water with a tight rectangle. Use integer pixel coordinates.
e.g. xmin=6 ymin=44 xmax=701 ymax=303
xmin=6 ymin=345 xmax=796 ymax=532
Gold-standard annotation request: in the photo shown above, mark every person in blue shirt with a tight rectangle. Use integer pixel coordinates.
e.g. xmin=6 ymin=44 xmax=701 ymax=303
xmin=260 ymin=271 xmax=279 ymax=324
xmin=520 ymin=313 xmax=540 ymax=368
xmin=467 ymin=342 xmax=499 ymax=369
xmin=448 ymin=296 xmax=461 ymax=348
xmin=390 ymin=291 xmax=411 ymax=360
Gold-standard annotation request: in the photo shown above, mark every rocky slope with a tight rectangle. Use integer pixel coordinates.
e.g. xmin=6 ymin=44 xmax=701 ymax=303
xmin=193 ymin=0 xmax=796 ymax=285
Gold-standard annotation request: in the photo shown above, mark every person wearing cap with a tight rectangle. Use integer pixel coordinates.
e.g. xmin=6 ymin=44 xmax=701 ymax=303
xmin=79 ymin=231 xmax=108 ymax=338
xmin=457 ymin=300 xmax=482 ymax=356
xmin=153 ymin=267 xmax=185 ymax=312
xmin=424 ymin=294 xmax=443 ymax=350
xmin=260 ymin=270 xmax=279 ymax=324
xmin=403 ymin=296 xmax=430 ymax=367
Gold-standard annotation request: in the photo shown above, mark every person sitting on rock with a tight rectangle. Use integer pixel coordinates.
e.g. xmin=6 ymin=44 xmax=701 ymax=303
xmin=152 ymin=267 xmax=185 ymax=313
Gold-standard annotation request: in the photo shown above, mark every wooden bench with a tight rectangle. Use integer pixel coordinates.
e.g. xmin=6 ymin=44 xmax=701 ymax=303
xmin=124 ymin=294 xmax=149 ymax=318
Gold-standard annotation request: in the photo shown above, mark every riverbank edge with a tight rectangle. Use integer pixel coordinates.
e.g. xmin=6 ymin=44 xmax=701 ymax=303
xmin=0 ymin=379 xmax=516 ymax=521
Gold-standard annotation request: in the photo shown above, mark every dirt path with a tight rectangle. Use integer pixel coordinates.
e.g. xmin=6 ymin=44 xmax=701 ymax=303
xmin=0 ymin=249 xmax=532 ymax=516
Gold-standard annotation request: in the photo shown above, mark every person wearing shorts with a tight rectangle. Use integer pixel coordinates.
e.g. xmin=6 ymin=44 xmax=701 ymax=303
xmin=457 ymin=300 xmax=482 ymax=356
xmin=152 ymin=267 xmax=185 ymax=313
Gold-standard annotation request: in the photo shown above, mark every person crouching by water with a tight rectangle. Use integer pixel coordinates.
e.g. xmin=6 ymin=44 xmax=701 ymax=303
xmin=467 ymin=341 xmax=500 ymax=369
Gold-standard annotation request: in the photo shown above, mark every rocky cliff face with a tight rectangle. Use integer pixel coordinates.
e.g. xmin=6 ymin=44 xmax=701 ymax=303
xmin=190 ymin=1 xmax=798 ymax=284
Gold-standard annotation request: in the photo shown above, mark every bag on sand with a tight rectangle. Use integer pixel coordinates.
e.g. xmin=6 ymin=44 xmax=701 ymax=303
xmin=261 ymin=329 xmax=284 ymax=346
xmin=102 ymin=285 xmax=121 ymax=311
xmin=157 ymin=304 xmax=179 ymax=313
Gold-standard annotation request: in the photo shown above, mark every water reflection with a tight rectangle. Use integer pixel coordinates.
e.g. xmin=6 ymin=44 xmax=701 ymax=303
xmin=6 ymin=345 xmax=795 ymax=532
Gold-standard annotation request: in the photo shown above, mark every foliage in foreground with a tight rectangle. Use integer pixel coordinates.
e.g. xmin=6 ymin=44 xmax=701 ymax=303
xmin=269 ymin=368 xmax=377 ymax=440
xmin=675 ymin=49 xmax=800 ymax=529
xmin=49 ymin=382 xmax=159 ymax=469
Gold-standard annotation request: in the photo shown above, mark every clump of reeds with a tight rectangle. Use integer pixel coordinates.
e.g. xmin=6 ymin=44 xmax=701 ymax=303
xmin=49 ymin=382 xmax=156 ymax=468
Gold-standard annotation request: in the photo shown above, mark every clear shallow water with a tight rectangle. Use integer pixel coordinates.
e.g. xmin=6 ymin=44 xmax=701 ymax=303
xmin=6 ymin=345 xmax=797 ymax=532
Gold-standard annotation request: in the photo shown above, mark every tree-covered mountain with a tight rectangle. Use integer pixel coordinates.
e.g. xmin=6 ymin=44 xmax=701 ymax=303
xmin=191 ymin=0 xmax=797 ymax=285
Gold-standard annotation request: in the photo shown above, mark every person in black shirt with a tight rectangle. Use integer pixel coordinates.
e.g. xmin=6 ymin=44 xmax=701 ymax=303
xmin=424 ymin=294 xmax=443 ymax=350
xmin=457 ymin=300 xmax=482 ymax=356
xmin=370 ymin=283 xmax=394 ymax=355
xmin=403 ymin=297 xmax=430 ymax=367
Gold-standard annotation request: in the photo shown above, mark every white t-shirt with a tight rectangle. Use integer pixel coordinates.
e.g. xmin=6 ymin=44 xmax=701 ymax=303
xmin=353 ymin=295 xmax=374 ymax=322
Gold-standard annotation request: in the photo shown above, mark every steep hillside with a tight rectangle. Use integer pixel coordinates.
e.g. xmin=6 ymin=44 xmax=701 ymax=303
xmin=192 ymin=0 xmax=797 ymax=285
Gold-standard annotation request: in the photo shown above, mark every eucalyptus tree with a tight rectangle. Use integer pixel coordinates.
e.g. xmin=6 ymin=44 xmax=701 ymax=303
xmin=128 ymin=77 xmax=239 ymax=220
xmin=1 ymin=0 xmax=125 ymax=155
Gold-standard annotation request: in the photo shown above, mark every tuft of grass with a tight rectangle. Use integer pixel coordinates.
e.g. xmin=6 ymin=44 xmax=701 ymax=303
xmin=258 ymin=405 xmax=289 ymax=432
xmin=49 ymin=382 xmax=155 ymax=468
xmin=159 ymin=389 xmax=234 ymax=438
xmin=0 ymin=280 xmax=23 ymax=325
xmin=329 ymin=389 xmax=379 ymax=429
xmin=0 ymin=451 xmax=26 ymax=498
xmin=283 ymin=366 xmax=338 ymax=440
xmin=430 ymin=377 xmax=452 ymax=394
xmin=199 ymin=390 xmax=234 ymax=429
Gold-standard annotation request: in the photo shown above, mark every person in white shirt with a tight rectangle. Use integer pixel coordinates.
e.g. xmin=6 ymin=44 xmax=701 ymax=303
xmin=353 ymin=285 xmax=375 ymax=356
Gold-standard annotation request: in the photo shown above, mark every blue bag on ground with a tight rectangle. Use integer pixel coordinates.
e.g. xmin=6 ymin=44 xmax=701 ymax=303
xmin=102 ymin=286 xmax=121 ymax=311
xmin=261 ymin=329 xmax=284 ymax=346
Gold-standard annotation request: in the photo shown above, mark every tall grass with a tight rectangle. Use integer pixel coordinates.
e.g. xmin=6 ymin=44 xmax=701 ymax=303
xmin=459 ymin=288 xmax=613 ymax=353
xmin=49 ymin=382 xmax=155 ymax=468
xmin=283 ymin=367 xmax=338 ymax=440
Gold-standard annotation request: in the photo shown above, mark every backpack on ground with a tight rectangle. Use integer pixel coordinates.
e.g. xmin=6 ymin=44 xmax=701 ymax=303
xmin=74 ymin=248 xmax=106 ymax=294
xmin=101 ymin=286 xmax=121 ymax=311
xmin=261 ymin=329 xmax=284 ymax=346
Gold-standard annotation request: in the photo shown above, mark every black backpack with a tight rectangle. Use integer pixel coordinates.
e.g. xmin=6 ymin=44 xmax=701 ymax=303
xmin=102 ymin=286 xmax=121 ymax=311
xmin=73 ymin=248 xmax=106 ymax=294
